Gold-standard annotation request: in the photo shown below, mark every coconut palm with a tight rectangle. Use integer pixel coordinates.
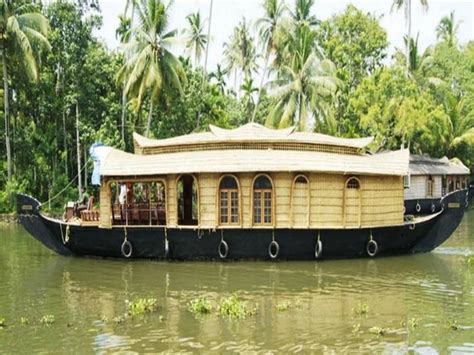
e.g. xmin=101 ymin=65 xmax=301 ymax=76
xmin=0 ymin=0 xmax=51 ymax=181
xmin=118 ymin=0 xmax=185 ymax=138
xmin=241 ymin=77 xmax=258 ymax=116
xmin=252 ymin=0 xmax=285 ymax=122
xmin=391 ymin=0 xmax=428 ymax=71
xmin=203 ymin=0 xmax=213 ymax=73
xmin=223 ymin=18 xmax=258 ymax=94
xmin=290 ymin=0 xmax=319 ymax=28
xmin=209 ymin=64 xmax=227 ymax=93
xmin=266 ymin=26 xmax=338 ymax=131
xmin=185 ymin=11 xmax=207 ymax=67
xmin=443 ymin=94 xmax=474 ymax=155
xmin=436 ymin=11 xmax=460 ymax=47
xmin=116 ymin=15 xmax=132 ymax=142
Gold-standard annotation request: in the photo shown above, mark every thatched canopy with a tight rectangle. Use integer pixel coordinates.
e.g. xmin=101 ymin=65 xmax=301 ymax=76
xmin=409 ymin=154 xmax=470 ymax=176
xmin=99 ymin=147 xmax=409 ymax=177
xmin=133 ymin=123 xmax=374 ymax=155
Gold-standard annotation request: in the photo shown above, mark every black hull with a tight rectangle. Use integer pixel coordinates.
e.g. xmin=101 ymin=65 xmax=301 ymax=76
xmin=16 ymin=191 xmax=468 ymax=261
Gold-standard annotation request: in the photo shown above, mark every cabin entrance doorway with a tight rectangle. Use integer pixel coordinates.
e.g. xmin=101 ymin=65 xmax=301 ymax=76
xmin=178 ymin=174 xmax=198 ymax=225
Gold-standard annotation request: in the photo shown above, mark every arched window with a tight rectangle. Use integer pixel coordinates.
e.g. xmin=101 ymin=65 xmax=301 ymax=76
xmin=253 ymin=175 xmax=273 ymax=225
xmin=291 ymin=174 xmax=310 ymax=227
xmin=344 ymin=177 xmax=361 ymax=227
xmin=177 ymin=174 xmax=199 ymax=225
xmin=219 ymin=175 xmax=240 ymax=225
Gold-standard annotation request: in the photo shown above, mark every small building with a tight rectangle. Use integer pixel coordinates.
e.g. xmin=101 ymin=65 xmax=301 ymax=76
xmin=97 ymin=123 xmax=409 ymax=230
xmin=405 ymin=154 xmax=470 ymax=200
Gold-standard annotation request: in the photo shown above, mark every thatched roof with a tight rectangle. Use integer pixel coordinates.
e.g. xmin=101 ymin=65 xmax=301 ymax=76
xmin=133 ymin=123 xmax=374 ymax=155
xmin=409 ymin=154 xmax=470 ymax=176
xmin=99 ymin=147 xmax=409 ymax=177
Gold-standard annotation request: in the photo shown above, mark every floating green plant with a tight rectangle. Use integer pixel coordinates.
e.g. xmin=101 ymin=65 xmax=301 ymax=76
xmin=275 ymin=302 xmax=291 ymax=312
xmin=352 ymin=303 xmax=369 ymax=315
xmin=126 ymin=298 xmax=158 ymax=316
xmin=187 ymin=297 xmax=213 ymax=315
xmin=39 ymin=315 xmax=55 ymax=326
xmin=218 ymin=295 xmax=253 ymax=319
xmin=113 ymin=315 xmax=125 ymax=324
xmin=0 ymin=318 xmax=6 ymax=328
xmin=20 ymin=317 xmax=29 ymax=325
xmin=369 ymin=326 xmax=387 ymax=336
xmin=352 ymin=323 xmax=361 ymax=334
xmin=447 ymin=320 xmax=459 ymax=331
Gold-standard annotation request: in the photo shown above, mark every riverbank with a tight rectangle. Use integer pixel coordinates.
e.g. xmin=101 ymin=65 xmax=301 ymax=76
xmin=0 ymin=214 xmax=17 ymax=225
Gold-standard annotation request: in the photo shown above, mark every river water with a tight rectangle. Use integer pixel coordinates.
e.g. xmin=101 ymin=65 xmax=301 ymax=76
xmin=1 ymin=210 xmax=473 ymax=353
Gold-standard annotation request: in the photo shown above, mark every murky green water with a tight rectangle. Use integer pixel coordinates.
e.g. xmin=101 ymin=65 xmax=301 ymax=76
xmin=1 ymin=210 xmax=473 ymax=353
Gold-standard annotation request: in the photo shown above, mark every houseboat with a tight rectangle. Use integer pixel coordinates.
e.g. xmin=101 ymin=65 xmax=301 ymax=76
xmin=404 ymin=154 xmax=470 ymax=214
xmin=17 ymin=123 xmax=469 ymax=260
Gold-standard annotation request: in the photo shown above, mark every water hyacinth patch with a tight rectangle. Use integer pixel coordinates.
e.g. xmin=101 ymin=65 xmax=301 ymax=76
xmin=126 ymin=298 xmax=158 ymax=316
xmin=40 ymin=315 xmax=55 ymax=326
xmin=188 ymin=297 xmax=213 ymax=315
xmin=275 ymin=302 xmax=291 ymax=312
xmin=218 ymin=295 xmax=253 ymax=319
xmin=352 ymin=303 xmax=369 ymax=315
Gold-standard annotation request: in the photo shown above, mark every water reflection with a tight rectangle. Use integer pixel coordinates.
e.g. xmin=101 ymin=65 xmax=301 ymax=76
xmin=0 ymin=210 xmax=473 ymax=353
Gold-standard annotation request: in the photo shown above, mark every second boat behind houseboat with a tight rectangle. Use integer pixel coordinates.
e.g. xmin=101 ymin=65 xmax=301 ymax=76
xmin=17 ymin=123 xmax=469 ymax=260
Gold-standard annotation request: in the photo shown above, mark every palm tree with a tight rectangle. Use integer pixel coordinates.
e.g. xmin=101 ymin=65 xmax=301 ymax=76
xmin=290 ymin=0 xmax=319 ymax=27
xmin=266 ymin=26 xmax=338 ymax=131
xmin=223 ymin=18 xmax=258 ymax=94
xmin=252 ymin=0 xmax=285 ymax=122
xmin=185 ymin=11 xmax=207 ymax=67
xmin=0 ymin=1 xmax=51 ymax=181
xmin=436 ymin=11 xmax=460 ymax=47
xmin=209 ymin=64 xmax=227 ymax=93
xmin=443 ymin=94 xmax=474 ymax=156
xmin=240 ymin=77 xmax=258 ymax=116
xmin=118 ymin=0 xmax=185 ymax=138
xmin=391 ymin=0 xmax=428 ymax=71
xmin=116 ymin=15 xmax=132 ymax=142
xmin=203 ymin=0 xmax=213 ymax=74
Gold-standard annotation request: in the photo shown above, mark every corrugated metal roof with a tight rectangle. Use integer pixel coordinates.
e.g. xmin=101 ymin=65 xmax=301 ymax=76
xmin=409 ymin=154 xmax=470 ymax=176
xmin=100 ymin=148 xmax=410 ymax=177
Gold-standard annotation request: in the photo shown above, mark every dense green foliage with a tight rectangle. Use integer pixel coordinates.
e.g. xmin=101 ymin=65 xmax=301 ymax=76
xmin=0 ymin=0 xmax=473 ymax=212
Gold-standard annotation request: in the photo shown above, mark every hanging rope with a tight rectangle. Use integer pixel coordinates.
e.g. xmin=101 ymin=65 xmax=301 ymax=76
xmin=41 ymin=164 xmax=87 ymax=206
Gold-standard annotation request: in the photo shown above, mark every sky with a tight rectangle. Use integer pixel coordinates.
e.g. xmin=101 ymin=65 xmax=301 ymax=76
xmin=94 ymin=0 xmax=473 ymax=73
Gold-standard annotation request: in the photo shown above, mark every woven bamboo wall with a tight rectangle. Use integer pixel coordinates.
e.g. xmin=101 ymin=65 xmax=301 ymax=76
xmin=167 ymin=174 xmax=178 ymax=226
xmin=360 ymin=175 xmax=404 ymax=226
xmin=309 ymin=173 xmax=345 ymax=227
xmin=198 ymin=173 xmax=218 ymax=227
xmin=99 ymin=180 xmax=112 ymax=228
xmin=239 ymin=172 xmax=253 ymax=227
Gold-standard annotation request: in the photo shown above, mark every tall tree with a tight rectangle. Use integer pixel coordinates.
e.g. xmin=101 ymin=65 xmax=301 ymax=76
xmin=185 ymin=11 xmax=207 ymax=67
xmin=0 ymin=0 xmax=50 ymax=181
xmin=436 ymin=11 xmax=460 ymax=48
xmin=290 ymin=0 xmax=319 ymax=27
xmin=223 ymin=18 xmax=258 ymax=96
xmin=118 ymin=0 xmax=185 ymax=137
xmin=391 ymin=0 xmax=428 ymax=71
xmin=252 ymin=0 xmax=285 ymax=122
xmin=203 ymin=0 xmax=213 ymax=74
xmin=266 ymin=25 xmax=338 ymax=131
xmin=116 ymin=15 xmax=131 ymax=142
xmin=209 ymin=64 xmax=227 ymax=93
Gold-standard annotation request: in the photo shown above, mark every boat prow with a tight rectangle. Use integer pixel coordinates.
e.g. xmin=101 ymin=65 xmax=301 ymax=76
xmin=16 ymin=194 xmax=74 ymax=256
